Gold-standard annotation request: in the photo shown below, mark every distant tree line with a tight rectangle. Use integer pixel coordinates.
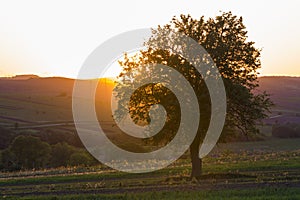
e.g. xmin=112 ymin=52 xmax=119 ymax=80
xmin=272 ymin=123 xmax=300 ymax=138
xmin=0 ymin=135 xmax=98 ymax=171
xmin=0 ymin=127 xmax=83 ymax=150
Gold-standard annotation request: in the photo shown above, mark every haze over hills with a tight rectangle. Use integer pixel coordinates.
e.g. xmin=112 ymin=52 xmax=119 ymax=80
xmin=0 ymin=75 xmax=299 ymax=128
xmin=258 ymin=76 xmax=300 ymax=112
xmin=258 ymin=76 xmax=300 ymax=125
xmin=0 ymin=74 xmax=40 ymax=80
xmin=0 ymin=75 xmax=115 ymax=123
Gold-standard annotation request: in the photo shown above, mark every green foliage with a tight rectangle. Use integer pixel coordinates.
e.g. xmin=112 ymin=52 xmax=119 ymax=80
xmin=50 ymin=142 xmax=76 ymax=167
xmin=115 ymin=12 xmax=273 ymax=142
xmin=0 ymin=139 xmax=300 ymax=199
xmin=20 ymin=129 xmax=83 ymax=148
xmin=68 ymin=151 xmax=96 ymax=166
xmin=0 ymin=148 xmax=20 ymax=171
xmin=114 ymin=12 xmax=273 ymax=177
xmin=0 ymin=137 xmax=98 ymax=171
xmin=9 ymin=135 xmax=51 ymax=169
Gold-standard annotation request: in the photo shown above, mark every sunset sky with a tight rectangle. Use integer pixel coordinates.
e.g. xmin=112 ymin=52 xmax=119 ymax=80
xmin=0 ymin=0 xmax=299 ymax=78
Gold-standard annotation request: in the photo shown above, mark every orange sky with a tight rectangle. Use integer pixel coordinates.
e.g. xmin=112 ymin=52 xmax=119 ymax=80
xmin=0 ymin=0 xmax=299 ymax=78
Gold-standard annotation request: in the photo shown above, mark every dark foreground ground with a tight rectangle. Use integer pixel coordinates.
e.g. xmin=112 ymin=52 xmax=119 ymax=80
xmin=0 ymin=138 xmax=300 ymax=199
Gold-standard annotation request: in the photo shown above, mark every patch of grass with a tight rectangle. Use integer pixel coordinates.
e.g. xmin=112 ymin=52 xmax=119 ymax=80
xmin=1 ymin=138 xmax=299 ymax=199
xmin=5 ymin=187 xmax=299 ymax=200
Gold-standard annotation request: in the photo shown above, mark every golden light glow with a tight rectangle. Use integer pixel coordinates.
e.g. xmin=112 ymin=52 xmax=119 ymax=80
xmin=0 ymin=0 xmax=299 ymax=78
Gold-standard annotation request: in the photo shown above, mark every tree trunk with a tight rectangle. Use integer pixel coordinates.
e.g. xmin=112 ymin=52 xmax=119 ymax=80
xmin=190 ymin=135 xmax=202 ymax=179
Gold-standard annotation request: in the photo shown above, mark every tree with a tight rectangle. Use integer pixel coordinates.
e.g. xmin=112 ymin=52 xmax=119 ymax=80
xmin=0 ymin=148 xmax=20 ymax=171
xmin=10 ymin=135 xmax=51 ymax=169
xmin=68 ymin=150 xmax=96 ymax=166
xmin=114 ymin=12 xmax=272 ymax=178
xmin=50 ymin=142 xmax=76 ymax=167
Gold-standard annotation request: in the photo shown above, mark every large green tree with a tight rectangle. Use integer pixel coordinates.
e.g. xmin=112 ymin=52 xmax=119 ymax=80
xmin=10 ymin=135 xmax=51 ymax=169
xmin=114 ymin=12 xmax=272 ymax=178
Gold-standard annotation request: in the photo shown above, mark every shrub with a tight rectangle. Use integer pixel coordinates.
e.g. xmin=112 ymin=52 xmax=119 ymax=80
xmin=0 ymin=148 xmax=20 ymax=171
xmin=272 ymin=124 xmax=300 ymax=138
xmin=68 ymin=151 xmax=97 ymax=166
xmin=50 ymin=142 xmax=76 ymax=167
xmin=10 ymin=135 xmax=51 ymax=169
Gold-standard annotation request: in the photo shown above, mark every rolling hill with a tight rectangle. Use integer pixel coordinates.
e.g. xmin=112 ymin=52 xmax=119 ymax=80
xmin=0 ymin=75 xmax=299 ymax=146
xmin=0 ymin=75 xmax=299 ymax=124
xmin=258 ymin=76 xmax=300 ymax=125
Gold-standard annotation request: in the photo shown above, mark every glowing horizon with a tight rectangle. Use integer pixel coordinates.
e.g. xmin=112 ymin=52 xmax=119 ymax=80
xmin=0 ymin=0 xmax=300 ymax=78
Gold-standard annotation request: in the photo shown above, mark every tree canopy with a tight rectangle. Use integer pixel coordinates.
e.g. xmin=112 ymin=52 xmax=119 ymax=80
xmin=10 ymin=135 xmax=51 ymax=169
xmin=114 ymin=12 xmax=273 ymax=178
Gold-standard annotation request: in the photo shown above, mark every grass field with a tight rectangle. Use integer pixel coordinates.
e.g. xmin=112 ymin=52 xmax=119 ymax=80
xmin=0 ymin=77 xmax=299 ymax=199
xmin=1 ymin=138 xmax=299 ymax=199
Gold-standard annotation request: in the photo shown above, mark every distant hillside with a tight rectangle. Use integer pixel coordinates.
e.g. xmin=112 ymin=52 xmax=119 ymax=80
xmin=0 ymin=76 xmax=74 ymax=96
xmin=0 ymin=75 xmax=299 ymax=148
xmin=0 ymin=74 xmax=40 ymax=80
xmin=0 ymin=75 xmax=299 ymax=125
xmin=0 ymin=77 xmax=115 ymax=122
xmin=258 ymin=76 xmax=300 ymax=111
xmin=258 ymin=76 xmax=300 ymax=125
